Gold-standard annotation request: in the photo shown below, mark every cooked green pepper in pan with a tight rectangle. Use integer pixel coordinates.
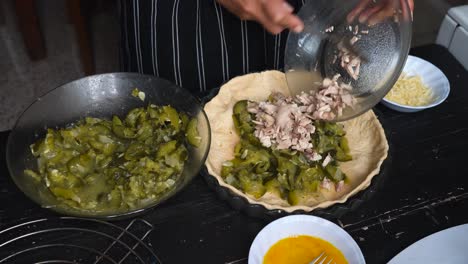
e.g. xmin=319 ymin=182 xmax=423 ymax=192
xmin=25 ymin=104 xmax=200 ymax=212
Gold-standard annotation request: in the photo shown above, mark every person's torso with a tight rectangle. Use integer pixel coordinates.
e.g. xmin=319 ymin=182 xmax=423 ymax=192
xmin=119 ymin=0 xmax=305 ymax=93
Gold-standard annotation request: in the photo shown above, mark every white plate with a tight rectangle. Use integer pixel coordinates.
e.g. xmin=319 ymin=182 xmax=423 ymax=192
xmin=381 ymin=55 xmax=450 ymax=113
xmin=248 ymin=215 xmax=365 ymax=264
xmin=388 ymin=224 xmax=468 ymax=264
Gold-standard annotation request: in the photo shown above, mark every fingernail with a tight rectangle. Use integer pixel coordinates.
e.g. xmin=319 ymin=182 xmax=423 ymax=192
xmin=293 ymin=24 xmax=304 ymax=33
xmin=283 ymin=2 xmax=294 ymax=13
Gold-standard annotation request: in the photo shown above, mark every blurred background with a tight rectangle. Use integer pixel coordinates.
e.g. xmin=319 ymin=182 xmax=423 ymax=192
xmin=0 ymin=0 xmax=467 ymax=131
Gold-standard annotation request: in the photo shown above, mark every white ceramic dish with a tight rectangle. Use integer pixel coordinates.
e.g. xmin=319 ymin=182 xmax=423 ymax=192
xmin=248 ymin=215 xmax=365 ymax=264
xmin=381 ymin=55 xmax=450 ymax=113
xmin=388 ymin=224 xmax=468 ymax=264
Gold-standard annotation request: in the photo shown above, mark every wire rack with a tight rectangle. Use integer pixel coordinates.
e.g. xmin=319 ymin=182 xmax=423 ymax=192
xmin=0 ymin=217 xmax=161 ymax=264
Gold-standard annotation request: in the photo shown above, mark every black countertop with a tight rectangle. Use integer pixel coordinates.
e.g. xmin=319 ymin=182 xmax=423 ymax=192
xmin=1 ymin=44 xmax=467 ymax=264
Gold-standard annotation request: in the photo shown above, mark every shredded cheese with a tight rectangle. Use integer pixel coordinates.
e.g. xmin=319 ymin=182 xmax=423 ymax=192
xmin=385 ymin=74 xmax=433 ymax=106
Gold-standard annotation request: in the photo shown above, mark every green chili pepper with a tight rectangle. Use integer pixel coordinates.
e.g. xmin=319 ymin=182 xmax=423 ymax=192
xmin=25 ymin=103 xmax=198 ymax=212
xmin=186 ymin=118 xmax=201 ymax=147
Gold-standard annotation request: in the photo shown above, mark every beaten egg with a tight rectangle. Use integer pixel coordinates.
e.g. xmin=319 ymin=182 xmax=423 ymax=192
xmin=263 ymin=235 xmax=347 ymax=264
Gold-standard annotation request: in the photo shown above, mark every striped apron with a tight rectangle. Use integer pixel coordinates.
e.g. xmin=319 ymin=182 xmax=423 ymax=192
xmin=118 ymin=0 xmax=305 ymax=93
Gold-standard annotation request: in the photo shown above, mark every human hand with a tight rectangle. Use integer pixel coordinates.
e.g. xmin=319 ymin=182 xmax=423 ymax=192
xmin=347 ymin=0 xmax=414 ymax=26
xmin=216 ymin=0 xmax=304 ymax=34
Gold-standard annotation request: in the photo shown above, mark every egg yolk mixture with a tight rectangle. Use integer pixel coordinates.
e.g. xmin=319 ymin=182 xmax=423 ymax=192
xmin=263 ymin=235 xmax=348 ymax=264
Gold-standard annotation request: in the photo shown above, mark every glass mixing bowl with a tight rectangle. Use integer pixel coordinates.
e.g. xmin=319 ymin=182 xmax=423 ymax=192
xmin=285 ymin=0 xmax=412 ymax=121
xmin=6 ymin=73 xmax=211 ymax=219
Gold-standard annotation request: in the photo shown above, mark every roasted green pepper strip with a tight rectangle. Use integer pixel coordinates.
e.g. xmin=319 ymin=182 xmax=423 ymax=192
xmin=162 ymin=106 xmax=180 ymax=131
xmin=186 ymin=118 xmax=201 ymax=147
xmin=239 ymin=171 xmax=266 ymax=199
xmin=24 ymin=103 xmax=199 ymax=212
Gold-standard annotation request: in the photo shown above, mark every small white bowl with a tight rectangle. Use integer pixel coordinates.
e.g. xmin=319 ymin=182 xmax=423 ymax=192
xmin=248 ymin=215 xmax=365 ymax=264
xmin=381 ymin=55 xmax=450 ymax=113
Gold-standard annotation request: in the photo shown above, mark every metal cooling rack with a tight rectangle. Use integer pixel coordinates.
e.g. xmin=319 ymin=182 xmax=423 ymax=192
xmin=0 ymin=217 xmax=161 ymax=264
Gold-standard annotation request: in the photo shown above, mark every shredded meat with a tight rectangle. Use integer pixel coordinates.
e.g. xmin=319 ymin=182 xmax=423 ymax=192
xmin=247 ymin=76 xmax=355 ymax=160
xmin=249 ymin=100 xmax=315 ymax=152
xmin=297 ymin=74 xmax=355 ymax=121
xmin=334 ymin=24 xmax=370 ymax=80
xmin=305 ymin=151 xmax=322 ymax=161
xmin=337 ymin=40 xmax=361 ymax=80
xmin=321 ymin=178 xmax=344 ymax=192
xmin=320 ymin=178 xmax=333 ymax=191
xmin=336 ymin=180 xmax=345 ymax=192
